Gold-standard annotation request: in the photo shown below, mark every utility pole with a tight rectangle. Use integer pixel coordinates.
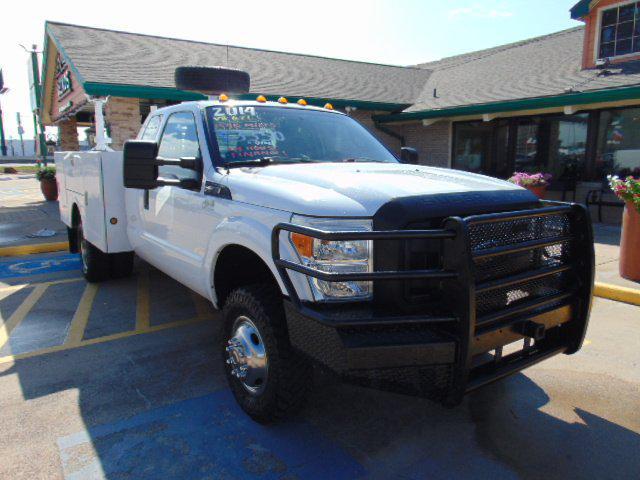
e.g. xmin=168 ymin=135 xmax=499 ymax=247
xmin=27 ymin=45 xmax=47 ymax=163
xmin=16 ymin=112 xmax=25 ymax=156
xmin=0 ymin=69 xmax=7 ymax=156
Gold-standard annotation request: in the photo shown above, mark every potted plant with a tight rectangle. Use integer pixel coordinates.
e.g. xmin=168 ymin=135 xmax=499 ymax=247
xmin=608 ymin=175 xmax=640 ymax=281
xmin=508 ymin=172 xmax=552 ymax=199
xmin=36 ymin=166 xmax=58 ymax=201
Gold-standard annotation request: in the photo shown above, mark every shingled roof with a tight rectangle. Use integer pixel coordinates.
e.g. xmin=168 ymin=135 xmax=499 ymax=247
xmin=406 ymin=26 xmax=640 ymax=114
xmin=45 ymin=21 xmax=640 ymax=121
xmin=45 ymin=21 xmax=432 ymax=109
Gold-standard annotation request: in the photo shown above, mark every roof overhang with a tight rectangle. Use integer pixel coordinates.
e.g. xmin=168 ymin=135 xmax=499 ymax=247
xmin=570 ymin=0 xmax=590 ymax=20
xmin=570 ymin=0 xmax=603 ymax=20
xmin=373 ymin=85 xmax=640 ymax=124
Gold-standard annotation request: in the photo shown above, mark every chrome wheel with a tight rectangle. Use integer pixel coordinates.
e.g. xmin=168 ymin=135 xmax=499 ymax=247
xmin=225 ymin=316 xmax=268 ymax=395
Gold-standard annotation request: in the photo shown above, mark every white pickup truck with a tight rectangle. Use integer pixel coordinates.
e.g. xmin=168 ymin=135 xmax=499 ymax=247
xmin=56 ymin=67 xmax=594 ymax=423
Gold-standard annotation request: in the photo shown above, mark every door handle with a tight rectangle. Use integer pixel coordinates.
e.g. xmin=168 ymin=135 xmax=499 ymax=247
xmin=202 ymin=199 xmax=215 ymax=209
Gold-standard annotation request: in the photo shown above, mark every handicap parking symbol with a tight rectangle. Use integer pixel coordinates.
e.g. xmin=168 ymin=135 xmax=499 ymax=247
xmin=0 ymin=253 xmax=81 ymax=279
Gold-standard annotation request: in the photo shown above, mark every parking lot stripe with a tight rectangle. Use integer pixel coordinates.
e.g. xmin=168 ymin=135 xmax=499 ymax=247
xmin=0 ymin=314 xmax=212 ymax=364
xmin=0 ymin=283 xmax=48 ymax=350
xmin=0 ymin=241 xmax=69 ymax=258
xmin=0 ymin=283 xmax=29 ymax=295
xmin=0 ymin=277 xmax=83 ymax=293
xmin=65 ymin=283 xmax=99 ymax=345
xmin=136 ymin=266 xmax=150 ymax=331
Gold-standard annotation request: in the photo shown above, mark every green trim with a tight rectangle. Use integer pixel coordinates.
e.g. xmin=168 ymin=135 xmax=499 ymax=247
xmin=83 ymin=82 xmax=206 ymax=101
xmin=570 ymin=0 xmax=590 ymax=20
xmin=374 ymin=85 xmax=640 ymax=123
xmin=234 ymin=94 xmax=406 ymax=111
xmin=82 ymin=82 xmax=407 ymax=111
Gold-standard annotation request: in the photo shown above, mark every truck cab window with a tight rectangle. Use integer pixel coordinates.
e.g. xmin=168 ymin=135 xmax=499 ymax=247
xmin=157 ymin=112 xmax=201 ymax=181
xmin=140 ymin=115 xmax=162 ymax=140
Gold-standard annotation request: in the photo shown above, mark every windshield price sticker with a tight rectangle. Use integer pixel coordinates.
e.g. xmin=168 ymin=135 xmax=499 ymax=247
xmin=212 ymin=106 xmax=257 ymax=121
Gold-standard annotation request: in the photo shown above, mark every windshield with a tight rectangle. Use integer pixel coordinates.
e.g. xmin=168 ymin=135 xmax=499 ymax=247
xmin=206 ymin=105 xmax=398 ymax=165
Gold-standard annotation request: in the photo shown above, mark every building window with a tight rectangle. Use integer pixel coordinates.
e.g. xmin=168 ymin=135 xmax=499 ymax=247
xmin=452 ymin=122 xmax=492 ymax=174
xmin=599 ymin=2 xmax=640 ymax=59
xmin=514 ymin=122 xmax=540 ymax=173
xmin=596 ymin=107 xmax=640 ymax=179
xmin=452 ymin=113 xmax=589 ymax=184
xmin=546 ymin=115 xmax=589 ymax=182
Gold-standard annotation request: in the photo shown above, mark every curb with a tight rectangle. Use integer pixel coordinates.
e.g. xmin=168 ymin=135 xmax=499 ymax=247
xmin=0 ymin=241 xmax=69 ymax=258
xmin=594 ymin=281 xmax=640 ymax=307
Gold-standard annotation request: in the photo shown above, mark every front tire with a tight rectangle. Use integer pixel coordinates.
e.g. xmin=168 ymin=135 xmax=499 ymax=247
xmin=222 ymin=285 xmax=311 ymax=423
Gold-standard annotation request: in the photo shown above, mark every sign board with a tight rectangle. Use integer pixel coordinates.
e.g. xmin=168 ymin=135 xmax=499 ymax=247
xmin=55 ymin=54 xmax=73 ymax=100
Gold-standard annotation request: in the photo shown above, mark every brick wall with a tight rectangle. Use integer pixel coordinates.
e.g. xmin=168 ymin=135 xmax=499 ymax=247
xmin=399 ymin=121 xmax=452 ymax=168
xmin=347 ymin=110 xmax=452 ymax=167
xmin=347 ymin=109 xmax=403 ymax=153
xmin=105 ymin=97 xmax=142 ymax=150
xmin=58 ymin=118 xmax=79 ymax=151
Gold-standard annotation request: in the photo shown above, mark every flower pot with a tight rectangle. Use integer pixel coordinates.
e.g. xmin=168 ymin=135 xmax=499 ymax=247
xmin=620 ymin=201 xmax=640 ymax=282
xmin=40 ymin=178 xmax=58 ymax=201
xmin=526 ymin=185 xmax=547 ymax=199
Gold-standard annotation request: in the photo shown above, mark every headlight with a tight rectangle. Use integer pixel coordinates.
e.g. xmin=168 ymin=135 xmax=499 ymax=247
xmin=289 ymin=215 xmax=372 ymax=301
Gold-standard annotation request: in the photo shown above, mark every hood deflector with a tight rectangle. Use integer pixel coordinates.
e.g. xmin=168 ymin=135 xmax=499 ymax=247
xmin=373 ymin=189 xmax=539 ymax=230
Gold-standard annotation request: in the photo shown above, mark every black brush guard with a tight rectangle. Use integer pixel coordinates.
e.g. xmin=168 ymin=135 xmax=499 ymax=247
xmin=271 ymin=201 xmax=594 ymax=404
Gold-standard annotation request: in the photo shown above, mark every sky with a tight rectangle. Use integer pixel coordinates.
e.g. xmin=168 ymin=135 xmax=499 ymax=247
xmin=0 ymin=0 xmax=582 ymax=140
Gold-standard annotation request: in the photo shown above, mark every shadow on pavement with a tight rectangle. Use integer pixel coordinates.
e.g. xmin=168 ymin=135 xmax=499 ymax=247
xmin=2 ymin=335 xmax=640 ymax=479
xmin=0 ymin=267 xmax=638 ymax=478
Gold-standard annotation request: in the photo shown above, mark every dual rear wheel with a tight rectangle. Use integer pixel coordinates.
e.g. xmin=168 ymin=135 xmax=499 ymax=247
xmin=76 ymin=218 xmax=134 ymax=283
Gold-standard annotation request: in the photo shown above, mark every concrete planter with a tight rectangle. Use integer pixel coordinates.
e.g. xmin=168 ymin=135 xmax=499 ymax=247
xmin=620 ymin=201 xmax=640 ymax=281
xmin=526 ymin=185 xmax=547 ymax=199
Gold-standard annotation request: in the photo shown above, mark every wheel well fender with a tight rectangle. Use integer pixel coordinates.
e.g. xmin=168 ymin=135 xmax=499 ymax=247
xmin=205 ymin=216 xmax=290 ymax=308
xmin=212 ymin=244 xmax=280 ymax=309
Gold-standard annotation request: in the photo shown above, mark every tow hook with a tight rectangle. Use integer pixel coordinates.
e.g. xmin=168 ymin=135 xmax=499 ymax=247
xmin=516 ymin=320 xmax=546 ymax=341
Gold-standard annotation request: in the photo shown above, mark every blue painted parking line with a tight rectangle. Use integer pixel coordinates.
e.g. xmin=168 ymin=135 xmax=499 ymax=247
xmin=58 ymin=390 xmax=366 ymax=480
xmin=0 ymin=253 xmax=81 ymax=279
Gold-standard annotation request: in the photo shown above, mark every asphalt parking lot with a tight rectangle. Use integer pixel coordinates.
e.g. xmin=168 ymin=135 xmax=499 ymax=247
xmin=0 ymin=251 xmax=638 ymax=479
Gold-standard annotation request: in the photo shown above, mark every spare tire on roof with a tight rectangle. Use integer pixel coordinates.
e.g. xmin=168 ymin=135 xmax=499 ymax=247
xmin=174 ymin=66 xmax=250 ymax=95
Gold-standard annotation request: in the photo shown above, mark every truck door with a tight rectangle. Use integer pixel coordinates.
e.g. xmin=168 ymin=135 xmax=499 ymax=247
xmin=138 ymin=111 xmax=216 ymax=295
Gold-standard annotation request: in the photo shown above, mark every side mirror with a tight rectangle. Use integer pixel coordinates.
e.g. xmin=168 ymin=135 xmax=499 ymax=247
xmin=123 ymin=140 xmax=203 ymax=190
xmin=400 ymin=147 xmax=419 ymax=165
xmin=123 ymin=140 xmax=159 ymax=189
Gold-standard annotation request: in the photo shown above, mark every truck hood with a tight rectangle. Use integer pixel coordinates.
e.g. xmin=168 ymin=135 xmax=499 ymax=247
xmin=225 ymin=162 xmax=527 ymax=217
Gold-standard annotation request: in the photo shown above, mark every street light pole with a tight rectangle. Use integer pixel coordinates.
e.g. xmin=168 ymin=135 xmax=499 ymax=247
xmin=27 ymin=45 xmax=47 ymax=163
